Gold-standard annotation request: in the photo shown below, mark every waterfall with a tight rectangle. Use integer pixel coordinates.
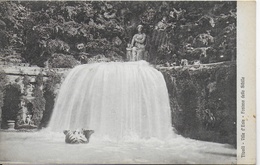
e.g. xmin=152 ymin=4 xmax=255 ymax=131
xmin=48 ymin=61 xmax=174 ymax=140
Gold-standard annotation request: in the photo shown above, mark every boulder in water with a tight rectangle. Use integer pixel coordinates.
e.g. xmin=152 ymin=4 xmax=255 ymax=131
xmin=63 ymin=129 xmax=94 ymax=144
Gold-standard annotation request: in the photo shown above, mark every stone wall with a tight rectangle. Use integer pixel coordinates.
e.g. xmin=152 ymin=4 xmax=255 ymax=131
xmin=0 ymin=64 xmax=70 ymax=128
xmin=159 ymin=61 xmax=236 ymax=146
xmin=2 ymin=65 xmax=70 ymax=91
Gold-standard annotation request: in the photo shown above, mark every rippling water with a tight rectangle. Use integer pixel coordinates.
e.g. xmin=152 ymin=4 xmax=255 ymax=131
xmin=0 ymin=131 xmax=236 ymax=164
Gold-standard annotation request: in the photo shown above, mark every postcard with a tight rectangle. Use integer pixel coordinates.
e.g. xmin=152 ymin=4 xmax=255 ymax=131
xmin=0 ymin=1 xmax=256 ymax=164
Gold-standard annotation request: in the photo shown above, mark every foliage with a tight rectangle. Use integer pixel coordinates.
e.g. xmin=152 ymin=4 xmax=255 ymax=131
xmin=35 ymin=72 xmax=44 ymax=86
xmin=0 ymin=69 xmax=7 ymax=128
xmin=0 ymin=1 xmax=236 ymax=66
xmin=22 ymin=74 xmax=30 ymax=96
xmin=1 ymin=83 xmax=21 ymax=128
xmin=0 ymin=2 xmax=27 ymax=59
xmin=31 ymin=73 xmax=46 ymax=126
xmin=161 ymin=62 xmax=236 ymax=146
xmin=44 ymin=71 xmax=61 ymax=93
xmin=49 ymin=53 xmax=79 ymax=68
xmin=40 ymin=71 xmax=61 ymax=128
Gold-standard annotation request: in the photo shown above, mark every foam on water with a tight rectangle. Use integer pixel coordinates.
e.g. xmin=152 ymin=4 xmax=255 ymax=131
xmin=48 ymin=61 xmax=175 ymax=141
xmin=0 ymin=131 xmax=236 ymax=164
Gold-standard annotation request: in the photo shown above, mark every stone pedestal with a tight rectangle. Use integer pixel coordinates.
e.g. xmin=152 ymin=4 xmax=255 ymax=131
xmin=126 ymin=48 xmax=132 ymax=61
xmin=7 ymin=120 xmax=15 ymax=130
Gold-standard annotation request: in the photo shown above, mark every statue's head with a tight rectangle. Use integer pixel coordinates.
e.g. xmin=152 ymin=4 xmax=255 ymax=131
xmin=137 ymin=25 xmax=143 ymax=32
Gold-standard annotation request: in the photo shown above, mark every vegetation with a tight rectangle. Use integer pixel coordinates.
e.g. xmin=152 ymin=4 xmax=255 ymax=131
xmin=22 ymin=74 xmax=30 ymax=96
xmin=31 ymin=73 xmax=46 ymax=127
xmin=0 ymin=70 xmax=62 ymax=128
xmin=0 ymin=69 xmax=7 ymax=128
xmin=48 ymin=53 xmax=79 ymax=68
xmin=0 ymin=1 xmax=236 ymax=67
xmin=40 ymin=71 xmax=61 ymax=128
xmin=161 ymin=62 xmax=236 ymax=146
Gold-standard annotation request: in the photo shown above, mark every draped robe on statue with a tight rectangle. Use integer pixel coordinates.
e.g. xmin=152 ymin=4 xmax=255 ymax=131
xmin=130 ymin=33 xmax=146 ymax=61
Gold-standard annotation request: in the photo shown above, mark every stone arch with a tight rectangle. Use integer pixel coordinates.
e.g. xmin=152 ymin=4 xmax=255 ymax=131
xmin=1 ymin=83 xmax=21 ymax=129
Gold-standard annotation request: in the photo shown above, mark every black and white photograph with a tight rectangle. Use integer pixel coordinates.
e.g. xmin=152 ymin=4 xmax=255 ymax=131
xmin=0 ymin=1 xmax=255 ymax=164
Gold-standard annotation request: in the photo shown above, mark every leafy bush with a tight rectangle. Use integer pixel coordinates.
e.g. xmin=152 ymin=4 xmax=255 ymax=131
xmin=161 ymin=62 xmax=236 ymax=146
xmin=40 ymin=71 xmax=61 ymax=128
xmin=0 ymin=1 xmax=236 ymax=66
xmin=49 ymin=53 xmax=79 ymax=68
xmin=31 ymin=73 xmax=46 ymax=127
xmin=0 ymin=69 xmax=7 ymax=128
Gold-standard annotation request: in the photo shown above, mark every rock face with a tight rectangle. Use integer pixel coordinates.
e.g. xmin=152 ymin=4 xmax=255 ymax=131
xmin=160 ymin=62 xmax=236 ymax=146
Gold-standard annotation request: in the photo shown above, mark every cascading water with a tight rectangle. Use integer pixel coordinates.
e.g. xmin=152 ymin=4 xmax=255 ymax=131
xmin=48 ymin=61 xmax=175 ymax=140
xmin=0 ymin=60 xmax=236 ymax=164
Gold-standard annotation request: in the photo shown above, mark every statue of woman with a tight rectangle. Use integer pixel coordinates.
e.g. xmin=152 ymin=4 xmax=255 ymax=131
xmin=130 ymin=25 xmax=146 ymax=61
